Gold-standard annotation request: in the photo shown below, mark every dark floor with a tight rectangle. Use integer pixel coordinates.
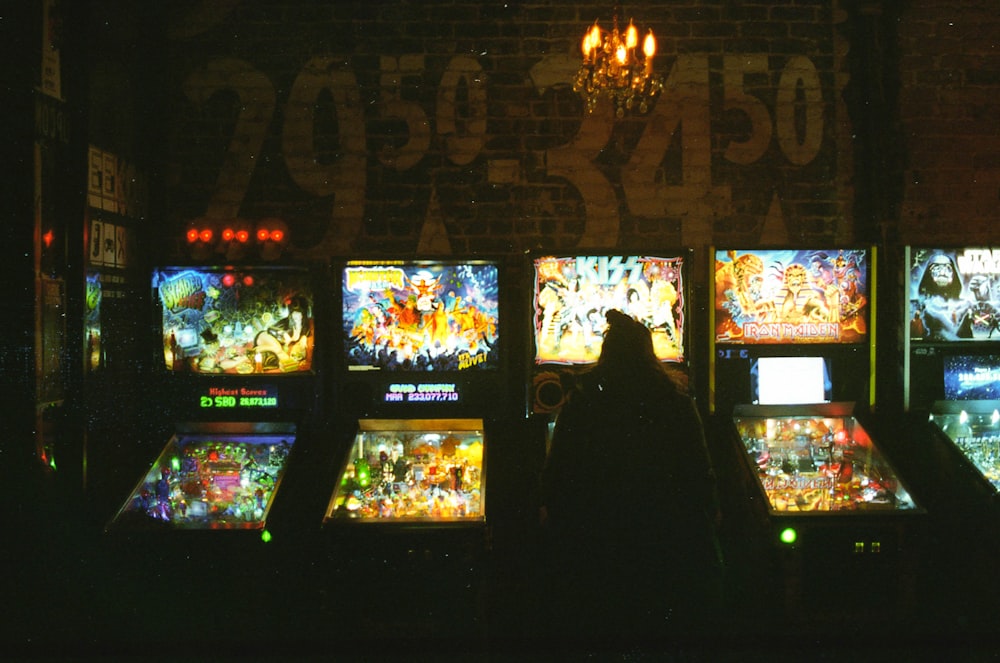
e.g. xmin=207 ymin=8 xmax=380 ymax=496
xmin=8 ymin=449 xmax=1000 ymax=661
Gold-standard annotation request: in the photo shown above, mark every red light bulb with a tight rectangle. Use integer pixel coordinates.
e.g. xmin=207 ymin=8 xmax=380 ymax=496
xmin=235 ymin=229 xmax=249 ymax=243
xmin=186 ymin=228 xmax=199 ymax=243
xmin=199 ymin=228 xmax=214 ymax=243
xmin=222 ymin=228 xmax=235 ymax=242
xmin=221 ymin=273 xmax=236 ymax=287
xmin=256 ymin=228 xmax=270 ymax=242
xmin=270 ymin=229 xmax=285 ymax=242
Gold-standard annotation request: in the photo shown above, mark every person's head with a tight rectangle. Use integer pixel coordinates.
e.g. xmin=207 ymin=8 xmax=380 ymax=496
xmin=598 ymin=309 xmax=659 ymax=373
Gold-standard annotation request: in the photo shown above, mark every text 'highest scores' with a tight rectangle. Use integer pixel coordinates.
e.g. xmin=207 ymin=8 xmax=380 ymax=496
xmin=199 ymin=387 xmax=278 ymax=408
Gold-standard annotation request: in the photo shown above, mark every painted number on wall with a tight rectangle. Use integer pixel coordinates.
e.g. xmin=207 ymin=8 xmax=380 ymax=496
xmin=181 ymin=53 xmax=826 ymax=249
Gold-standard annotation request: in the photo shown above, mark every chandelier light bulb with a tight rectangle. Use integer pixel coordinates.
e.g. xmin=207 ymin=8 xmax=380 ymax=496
xmin=589 ymin=24 xmax=601 ymax=60
xmin=573 ymin=11 xmax=663 ymax=118
xmin=644 ymin=30 xmax=656 ymax=75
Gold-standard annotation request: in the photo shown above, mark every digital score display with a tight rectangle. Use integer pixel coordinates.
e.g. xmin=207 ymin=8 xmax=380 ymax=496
xmin=382 ymin=382 xmax=460 ymax=404
xmin=198 ymin=386 xmax=279 ymax=409
xmin=944 ymin=355 xmax=1000 ymax=400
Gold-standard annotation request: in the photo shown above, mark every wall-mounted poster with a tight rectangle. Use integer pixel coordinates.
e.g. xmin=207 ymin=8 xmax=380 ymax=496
xmin=909 ymin=248 xmax=1000 ymax=342
xmin=714 ymin=248 xmax=870 ymax=345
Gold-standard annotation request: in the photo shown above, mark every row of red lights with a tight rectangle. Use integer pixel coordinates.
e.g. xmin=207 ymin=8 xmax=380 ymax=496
xmin=220 ymin=273 xmax=254 ymax=287
xmin=186 ymin=227 xmax=285 ymax=244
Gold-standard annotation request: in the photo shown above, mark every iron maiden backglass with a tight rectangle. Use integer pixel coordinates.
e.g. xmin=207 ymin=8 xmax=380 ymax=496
xmin=714 ymin=248 xmax=869 ymax=345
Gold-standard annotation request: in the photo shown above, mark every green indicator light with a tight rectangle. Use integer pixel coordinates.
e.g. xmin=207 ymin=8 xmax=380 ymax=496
xmin=356 ymin=458 xmax=371 ymax=488
xmin=779 ymin=527 xmax=797 ymax=545
xmin=261 ymin=529 xmax=272 ymax=543
xmin=49 ymin=456 xmax=57 ymax=471
xmin=171 ymin=456 xmax=181 ymax=472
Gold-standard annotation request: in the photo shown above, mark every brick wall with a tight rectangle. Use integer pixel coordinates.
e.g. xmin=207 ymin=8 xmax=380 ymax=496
xmin=162 ymin=0 xmax=858 ymax=262
xmin=898 ymin=1 xmax=1000 ymax=244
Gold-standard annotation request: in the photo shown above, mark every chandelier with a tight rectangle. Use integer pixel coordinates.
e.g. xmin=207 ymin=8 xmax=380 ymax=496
xmin=573 ymin=7 xmax=663 ymax=117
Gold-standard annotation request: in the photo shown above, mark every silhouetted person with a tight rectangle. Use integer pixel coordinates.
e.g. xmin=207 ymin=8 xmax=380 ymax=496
xmin=538 ymin=309 xmax=722 ymax=650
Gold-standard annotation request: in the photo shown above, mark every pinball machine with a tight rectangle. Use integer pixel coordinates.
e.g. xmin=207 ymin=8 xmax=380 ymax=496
xmin=896 ymin=246 xmax=1000 ymax=624
xmin=319 ymin=256 xmax=510 ymax=639
xmin=107 ymin=263 xmax=326 ymax=536
xmin=710 ymin=246 xmax=925 ymax=621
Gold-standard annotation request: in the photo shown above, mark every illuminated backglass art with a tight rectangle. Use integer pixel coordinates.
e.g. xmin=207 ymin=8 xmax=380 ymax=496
xmin=155 ymin=267 xmax=314 ymax=375
xmin=532 ymin=255 xmax=686 ymax=365
xmin=342 ymin=261 xmax=500 ymax=372
xmin=714 ymin=249 xmax=869 ymax=345
xmin=909 ymin=248 xmax=1000 ymax=343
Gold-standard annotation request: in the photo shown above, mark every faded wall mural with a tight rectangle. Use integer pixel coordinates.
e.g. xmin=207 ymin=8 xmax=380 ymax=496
xmin=163 ymin=1 xmax=853 ymax=262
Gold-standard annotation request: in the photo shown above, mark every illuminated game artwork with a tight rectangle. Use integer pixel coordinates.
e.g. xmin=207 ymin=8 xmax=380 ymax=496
xmin=155 ymin=267 xmax=314 ymax=375
xmin=342 ymin=261 xmax=500 ymax=372
xmin=85 ymin=272 xmax=102 ymax=372
xmin=714 ymin=249 xmax=869 ymax=344
xmin=930 ymin=405 xmax=1000 ymax=491
xmin=909 ymin=248 xmax=1000 ymax=342
xmin=111 ymin=432 xmax=295 ymax=530
xmin=532 ymin=255 xmax=685 ymax=365
xmin=325 ymin=419 xmax=485 ymax=523
xmin=733 ymin=414 xmax=918 ymax=512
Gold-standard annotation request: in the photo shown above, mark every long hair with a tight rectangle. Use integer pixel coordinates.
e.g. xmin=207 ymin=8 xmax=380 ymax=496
xmin=594 ymin=309 xmax=677 ymax=395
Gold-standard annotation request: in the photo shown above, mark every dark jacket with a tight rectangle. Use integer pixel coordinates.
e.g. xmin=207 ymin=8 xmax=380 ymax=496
xmin=536 ymin=311 xmax=723 ymax=641
xmin=541 ymin=367 xmax=720 ymax=548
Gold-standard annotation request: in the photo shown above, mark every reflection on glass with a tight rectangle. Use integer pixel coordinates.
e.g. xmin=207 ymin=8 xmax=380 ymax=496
xmin=111 ymin=432 xmax=295 ymax=530
xmin=325 ymin=419 xmax=485 ymax=523
xmin=931 ymin=408 xmax=1000 ymax=491
xmin=734 ymin=415 xmax=917 ymax=512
